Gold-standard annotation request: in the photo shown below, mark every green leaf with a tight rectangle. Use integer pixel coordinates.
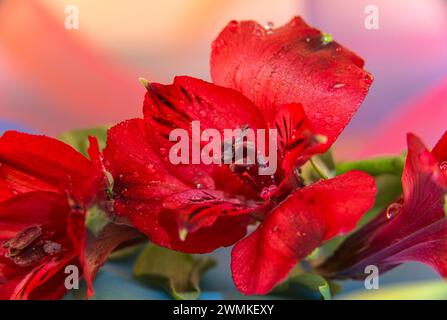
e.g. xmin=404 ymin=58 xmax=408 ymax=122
xmin=336 ymin=156 xmax=405 ymax=177
xmin=273 ymin=269 xmax=332 ymax=300
xmin=59 ymin=126 xmax=109 ymax=156
xmin=306 ymin=248 xmax=321 ymax=261
xmin=292 ymin=273 xmax=331 ymax=300
xmin=133 ymin=244 xmax=216 ymax=300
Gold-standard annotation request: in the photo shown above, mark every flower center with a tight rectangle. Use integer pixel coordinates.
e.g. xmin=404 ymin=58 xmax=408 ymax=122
xmin=2 ymin=225 xmax=61 ymax=267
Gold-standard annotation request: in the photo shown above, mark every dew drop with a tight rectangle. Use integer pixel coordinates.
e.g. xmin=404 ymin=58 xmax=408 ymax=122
xmin=196 ymin=183 xmax=203 ymax=189
xmin=363 ymin=74 xmax=373 ymax=84
xmin=228 ymin=20 xmax=238 ymax=32
xmin=264 ymin=21 xmax=274 ymax=33
xmin=260 ymin=184 xmax=277 ymax=198
xmin=386 ymin=203 xmax=402 ymax=220
xmin=333 ymin=83 xmax=345 ymax=89
xmin=213 ymin=39 xmax=226 ymax=50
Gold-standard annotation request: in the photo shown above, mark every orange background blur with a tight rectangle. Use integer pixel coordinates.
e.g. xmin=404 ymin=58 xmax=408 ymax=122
xmin=1 ymin=0 xmax=447 ymax=158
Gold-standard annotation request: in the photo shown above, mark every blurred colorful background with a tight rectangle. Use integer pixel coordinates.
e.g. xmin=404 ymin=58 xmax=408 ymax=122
xmin=1 ymin=0 xmax=447 ymax=299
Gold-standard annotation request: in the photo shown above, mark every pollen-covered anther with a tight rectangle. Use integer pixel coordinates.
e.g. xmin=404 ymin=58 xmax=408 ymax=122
xmin=3 ymin=225 xmax=42 ymax=251
xmin=3 ymin=226 xmax=50 ymax=267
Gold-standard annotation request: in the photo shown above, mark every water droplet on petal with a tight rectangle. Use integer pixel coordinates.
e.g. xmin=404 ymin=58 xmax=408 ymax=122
xmin=213 ymin=39 xmax=226 ymax=50
xmin=364 ymin=74 xmax=373 ymax=85
xmin=260 ymin=184 xmax=277 ymax=198
xmin=386 ymin=203 xmax=402 ymax=220
xmin=439 ymin=161 xmax=447 ymax=172
xmin=333 ymin=83 xmax=345 ymax=89
xmin=196 ymin=183 xmax=203 ymax=189
xmin=264 ymin=21 xmax=274 ymax=33
xmin=228 ymin=20 xmax=238 ymax=32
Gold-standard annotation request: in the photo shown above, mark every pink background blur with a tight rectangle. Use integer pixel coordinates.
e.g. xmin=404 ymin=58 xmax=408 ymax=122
xmin=1 ymin=0 xmax=446 ymax=159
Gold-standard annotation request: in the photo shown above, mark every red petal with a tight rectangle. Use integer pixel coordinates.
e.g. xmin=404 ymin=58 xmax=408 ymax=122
xmin=143 ymin=76 xmax=268 ymax=194
xmin=103 ymin=119 xmax=190 ymax=200
xmin=0 ymin=191 xmax=67 ymax=237
xmin=319 ymin=134 xmax=447 ymax=279
xmin=231 ymin=195 xmax=324 ymax=295
xmin=119 ymin=200 xmax=249 ymax=254
xmin=0 ymin=192 xmax=75 ymax=300
xmin=273 ymin=103 xmax=320 ymax=173
xmin=104 ymin=119 xmax=251 ymax=253
xmin=310 ymin=171 xmax=377 ymax=240
xmin=9 ymin=255 xmax=75 ymax=300
xmin=0 ymin=131 xmax=98 ymax=203
xmin=211 ymin=17 xmax=372 ymax=151
xmin=231 ymin=171 xmax=376 ymax=295
xmin=144 ymin=76 xmax=266 ymax=132
xmin=432 ymin=131 xmax=447 ymax=163
xmin=162 ymin=189 xmax=255 ymax=234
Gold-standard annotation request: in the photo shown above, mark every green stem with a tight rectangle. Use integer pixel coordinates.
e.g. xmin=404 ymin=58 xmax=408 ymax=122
xmin=310 ymin=158 xmax=329 ymax=180
xmin=336 ymin=156 xmax=405 ymax=176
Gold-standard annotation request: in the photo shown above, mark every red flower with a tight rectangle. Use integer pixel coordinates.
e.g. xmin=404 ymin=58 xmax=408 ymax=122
xmin=211 ymin=17 xmax=373 ymax=153
xmin=319 ymin=132 xmax=447 ymax=280
xmin=104 ymin=17 xmax=377 ymax=295
xmin=0 ymin=132 xmax=139 ymax=299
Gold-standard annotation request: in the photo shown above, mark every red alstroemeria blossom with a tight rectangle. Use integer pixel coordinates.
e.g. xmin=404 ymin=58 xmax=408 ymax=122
xmin=211 ymin=17 xmax=373 ymax=152
xmin=103 ymin=17 xmax=376 ymax=294
xmin=319 ymin=132 xmax=447 ymax=280
xmin=0 ymin=132 xmax=139 ymax=299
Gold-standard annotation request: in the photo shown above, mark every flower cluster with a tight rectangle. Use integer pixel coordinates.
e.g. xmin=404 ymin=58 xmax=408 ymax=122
xmin=0 ymin=16 xmax=445 ymax=299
